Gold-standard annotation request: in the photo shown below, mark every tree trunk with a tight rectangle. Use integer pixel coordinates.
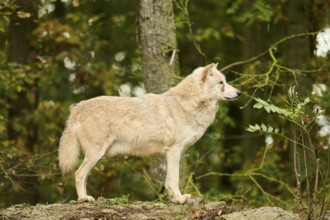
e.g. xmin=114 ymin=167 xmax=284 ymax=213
xmin=241 ymin=0 xmax=264 ymax=164
xmin=8 ymin=1 xmax=37 ymax=64
xmin=137 ymin=0 xmax=179 ymax=93
xmin=8 ymin=0 xmax=39 ymax=205
xmin=285 ymin=0 xmax=312 ymax=94
xmin=8 ymin=0 xmax=38 ymax=149
xmin=240 ymin=0 xmax=272 ymax=165
xmin=137 ymin=0 xmax=187 ymax=196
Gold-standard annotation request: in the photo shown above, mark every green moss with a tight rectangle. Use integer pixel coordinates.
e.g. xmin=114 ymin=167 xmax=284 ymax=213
xmin=102 ymin=195 xmax=131 ymax=205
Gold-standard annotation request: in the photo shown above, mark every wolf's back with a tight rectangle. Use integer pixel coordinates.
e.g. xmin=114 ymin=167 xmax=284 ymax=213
xmin=58 ymin=110 xmax=80 ymax=175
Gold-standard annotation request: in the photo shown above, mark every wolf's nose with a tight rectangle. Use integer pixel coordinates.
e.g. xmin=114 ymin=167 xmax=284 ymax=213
xmin=237 ymin=91 xmax=241 ymax=96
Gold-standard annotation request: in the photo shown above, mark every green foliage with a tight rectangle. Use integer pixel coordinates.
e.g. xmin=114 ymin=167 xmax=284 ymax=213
xmin=247 ymin=95 xmax=311 ymax=133
xmin=246 ymin=91 xmax=330 ymax=218
xmin=227 ymin=0 xmax=278 ymax=24
xmin=0 ymin=1 xmax=329 ymax=218
xmin=252 ymin=98 xmax=291 ymax=116
xmin=247 ymin=123 xmax=279 ymax=133
xmin=0 ymin=63 xmax=37 ymax=97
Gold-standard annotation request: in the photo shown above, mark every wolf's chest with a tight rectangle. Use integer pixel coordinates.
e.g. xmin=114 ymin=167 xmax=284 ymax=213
xmin=179 ymin=125 xmax=207 ymax=149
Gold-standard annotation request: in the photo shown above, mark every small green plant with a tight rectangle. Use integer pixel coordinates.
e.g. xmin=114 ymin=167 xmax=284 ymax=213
xmin=247 ymin=87 xmax=330 ymax=220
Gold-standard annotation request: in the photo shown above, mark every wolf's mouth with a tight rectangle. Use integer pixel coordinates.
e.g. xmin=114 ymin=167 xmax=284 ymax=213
xmin=224 ymin=91 xmax=241 ymax=100
xmin=224 ymin=96 xmax=238 ymax=100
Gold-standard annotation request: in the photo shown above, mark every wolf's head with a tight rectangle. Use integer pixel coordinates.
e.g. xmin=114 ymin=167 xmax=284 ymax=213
xmin=200 ymin=63 xmax=241 ymax=101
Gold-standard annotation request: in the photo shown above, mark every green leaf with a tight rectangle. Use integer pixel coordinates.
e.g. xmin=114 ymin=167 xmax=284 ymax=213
xmin=246 ymin=124 xmax=255 ymax=132
xmin=264 ymin=106 xmax=271 ymax=113
xmin=253 ymin=103 xmax=263 ymax=109
xmin=255 ymin=97 xmax=268 ymax=105
xmin=303 ymin=97 xmax=310 ymax=104
xmin=268 ymin=126 xmax=273 ymax=132
xmin=247 ymin=124 xmax=267 ymax=133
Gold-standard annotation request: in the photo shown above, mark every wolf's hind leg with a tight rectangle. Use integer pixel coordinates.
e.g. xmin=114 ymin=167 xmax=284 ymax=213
xmin=75 ymin=142 xmax=111 ymax=202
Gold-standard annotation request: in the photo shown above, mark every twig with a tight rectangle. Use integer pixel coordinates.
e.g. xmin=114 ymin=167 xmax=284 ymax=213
xmin=196 ymin=170 xmax=294 ymax=204
xmin=221 ymin=49 xmax=269 ymax=72
xmin=239 ymin=87 xmax=259 ymax=109
xmin=313 ymin=158 xmax=320 ymax=220
xmin=293 ymin=138 xmax=303 ymax=210
xmin=174 ymin=0 xmax=206 ymax=61
xmin=320 ymin=147 xmax=330 ymax=219
xmin=220 ymin=31 xmax=327 ymax=97
xmin=290 ymin=93 xmax=303 ymax=211
xmin=169 ymin=49 xmax=176 ymax=66
xmin=221 ymin=32 xmax=320 ymax=73
xmin=301 ymin=132 xmax=312 ymax=218
xmin=297 ymin=149 xmax=303 ymax=210
xmin=249 ymin=176 xmax=274 ymax=205
xmin=184 ymin=172 xmax=202 ymax=196
xmin=320 ymin=191 xmax=330 ymax=220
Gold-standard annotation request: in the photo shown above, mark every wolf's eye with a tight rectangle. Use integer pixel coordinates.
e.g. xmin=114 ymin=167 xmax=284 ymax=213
xmin=219 ymin=81 xmax=224 ymax=85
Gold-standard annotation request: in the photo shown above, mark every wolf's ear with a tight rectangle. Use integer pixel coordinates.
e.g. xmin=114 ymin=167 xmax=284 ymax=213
xmin=202 ymin=63 xmax=217 ymax=82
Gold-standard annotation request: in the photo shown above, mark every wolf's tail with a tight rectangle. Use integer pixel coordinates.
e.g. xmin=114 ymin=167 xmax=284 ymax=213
xmin=58 ymin=113 xmax=80 ymax=175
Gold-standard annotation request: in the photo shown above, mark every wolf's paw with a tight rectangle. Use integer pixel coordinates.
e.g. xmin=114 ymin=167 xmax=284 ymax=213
xmin=171 ymin=194 xmax=192 ymax=204
xmin=78 ymin=195 xmax=95 ymax=203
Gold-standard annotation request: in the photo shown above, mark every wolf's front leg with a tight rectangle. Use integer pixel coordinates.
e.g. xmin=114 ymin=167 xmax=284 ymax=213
xmin=165 ymin=147 xmax=192 ymax=204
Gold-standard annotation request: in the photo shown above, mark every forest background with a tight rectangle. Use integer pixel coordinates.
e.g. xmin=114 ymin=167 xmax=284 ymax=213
xmin=0 ymin=0 xmax=330 ymax=218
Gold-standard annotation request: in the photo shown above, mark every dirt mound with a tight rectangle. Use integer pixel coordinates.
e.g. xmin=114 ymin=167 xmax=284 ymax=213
xmin=0 ymin=197 xmax=299 ymax=220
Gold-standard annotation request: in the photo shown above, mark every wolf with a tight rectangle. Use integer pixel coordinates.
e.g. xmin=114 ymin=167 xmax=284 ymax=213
xmin=58 ymin=63 xmax=241 ymax=204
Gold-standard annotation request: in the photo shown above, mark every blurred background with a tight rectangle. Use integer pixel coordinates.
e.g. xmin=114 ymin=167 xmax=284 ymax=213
xmin=0 ymin=0 xmax=329 ymax=213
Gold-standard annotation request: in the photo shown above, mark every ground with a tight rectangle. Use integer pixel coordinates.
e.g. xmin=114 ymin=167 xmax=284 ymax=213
xmin=0 ymin=197 xmax=302 ymax=220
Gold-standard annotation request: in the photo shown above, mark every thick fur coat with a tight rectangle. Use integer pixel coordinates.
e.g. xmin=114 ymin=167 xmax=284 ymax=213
xmin=58 ymin=63 xmax=240 ymax=204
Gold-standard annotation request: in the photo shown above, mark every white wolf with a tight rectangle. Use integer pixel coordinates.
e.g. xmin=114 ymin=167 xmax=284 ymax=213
xmin=58 ymin=63 xmax=240 ymax=204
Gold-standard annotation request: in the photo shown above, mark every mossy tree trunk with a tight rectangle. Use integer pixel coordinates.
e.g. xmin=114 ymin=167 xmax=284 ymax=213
xmin=137 ymin=0 xmax=188 ymax=196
